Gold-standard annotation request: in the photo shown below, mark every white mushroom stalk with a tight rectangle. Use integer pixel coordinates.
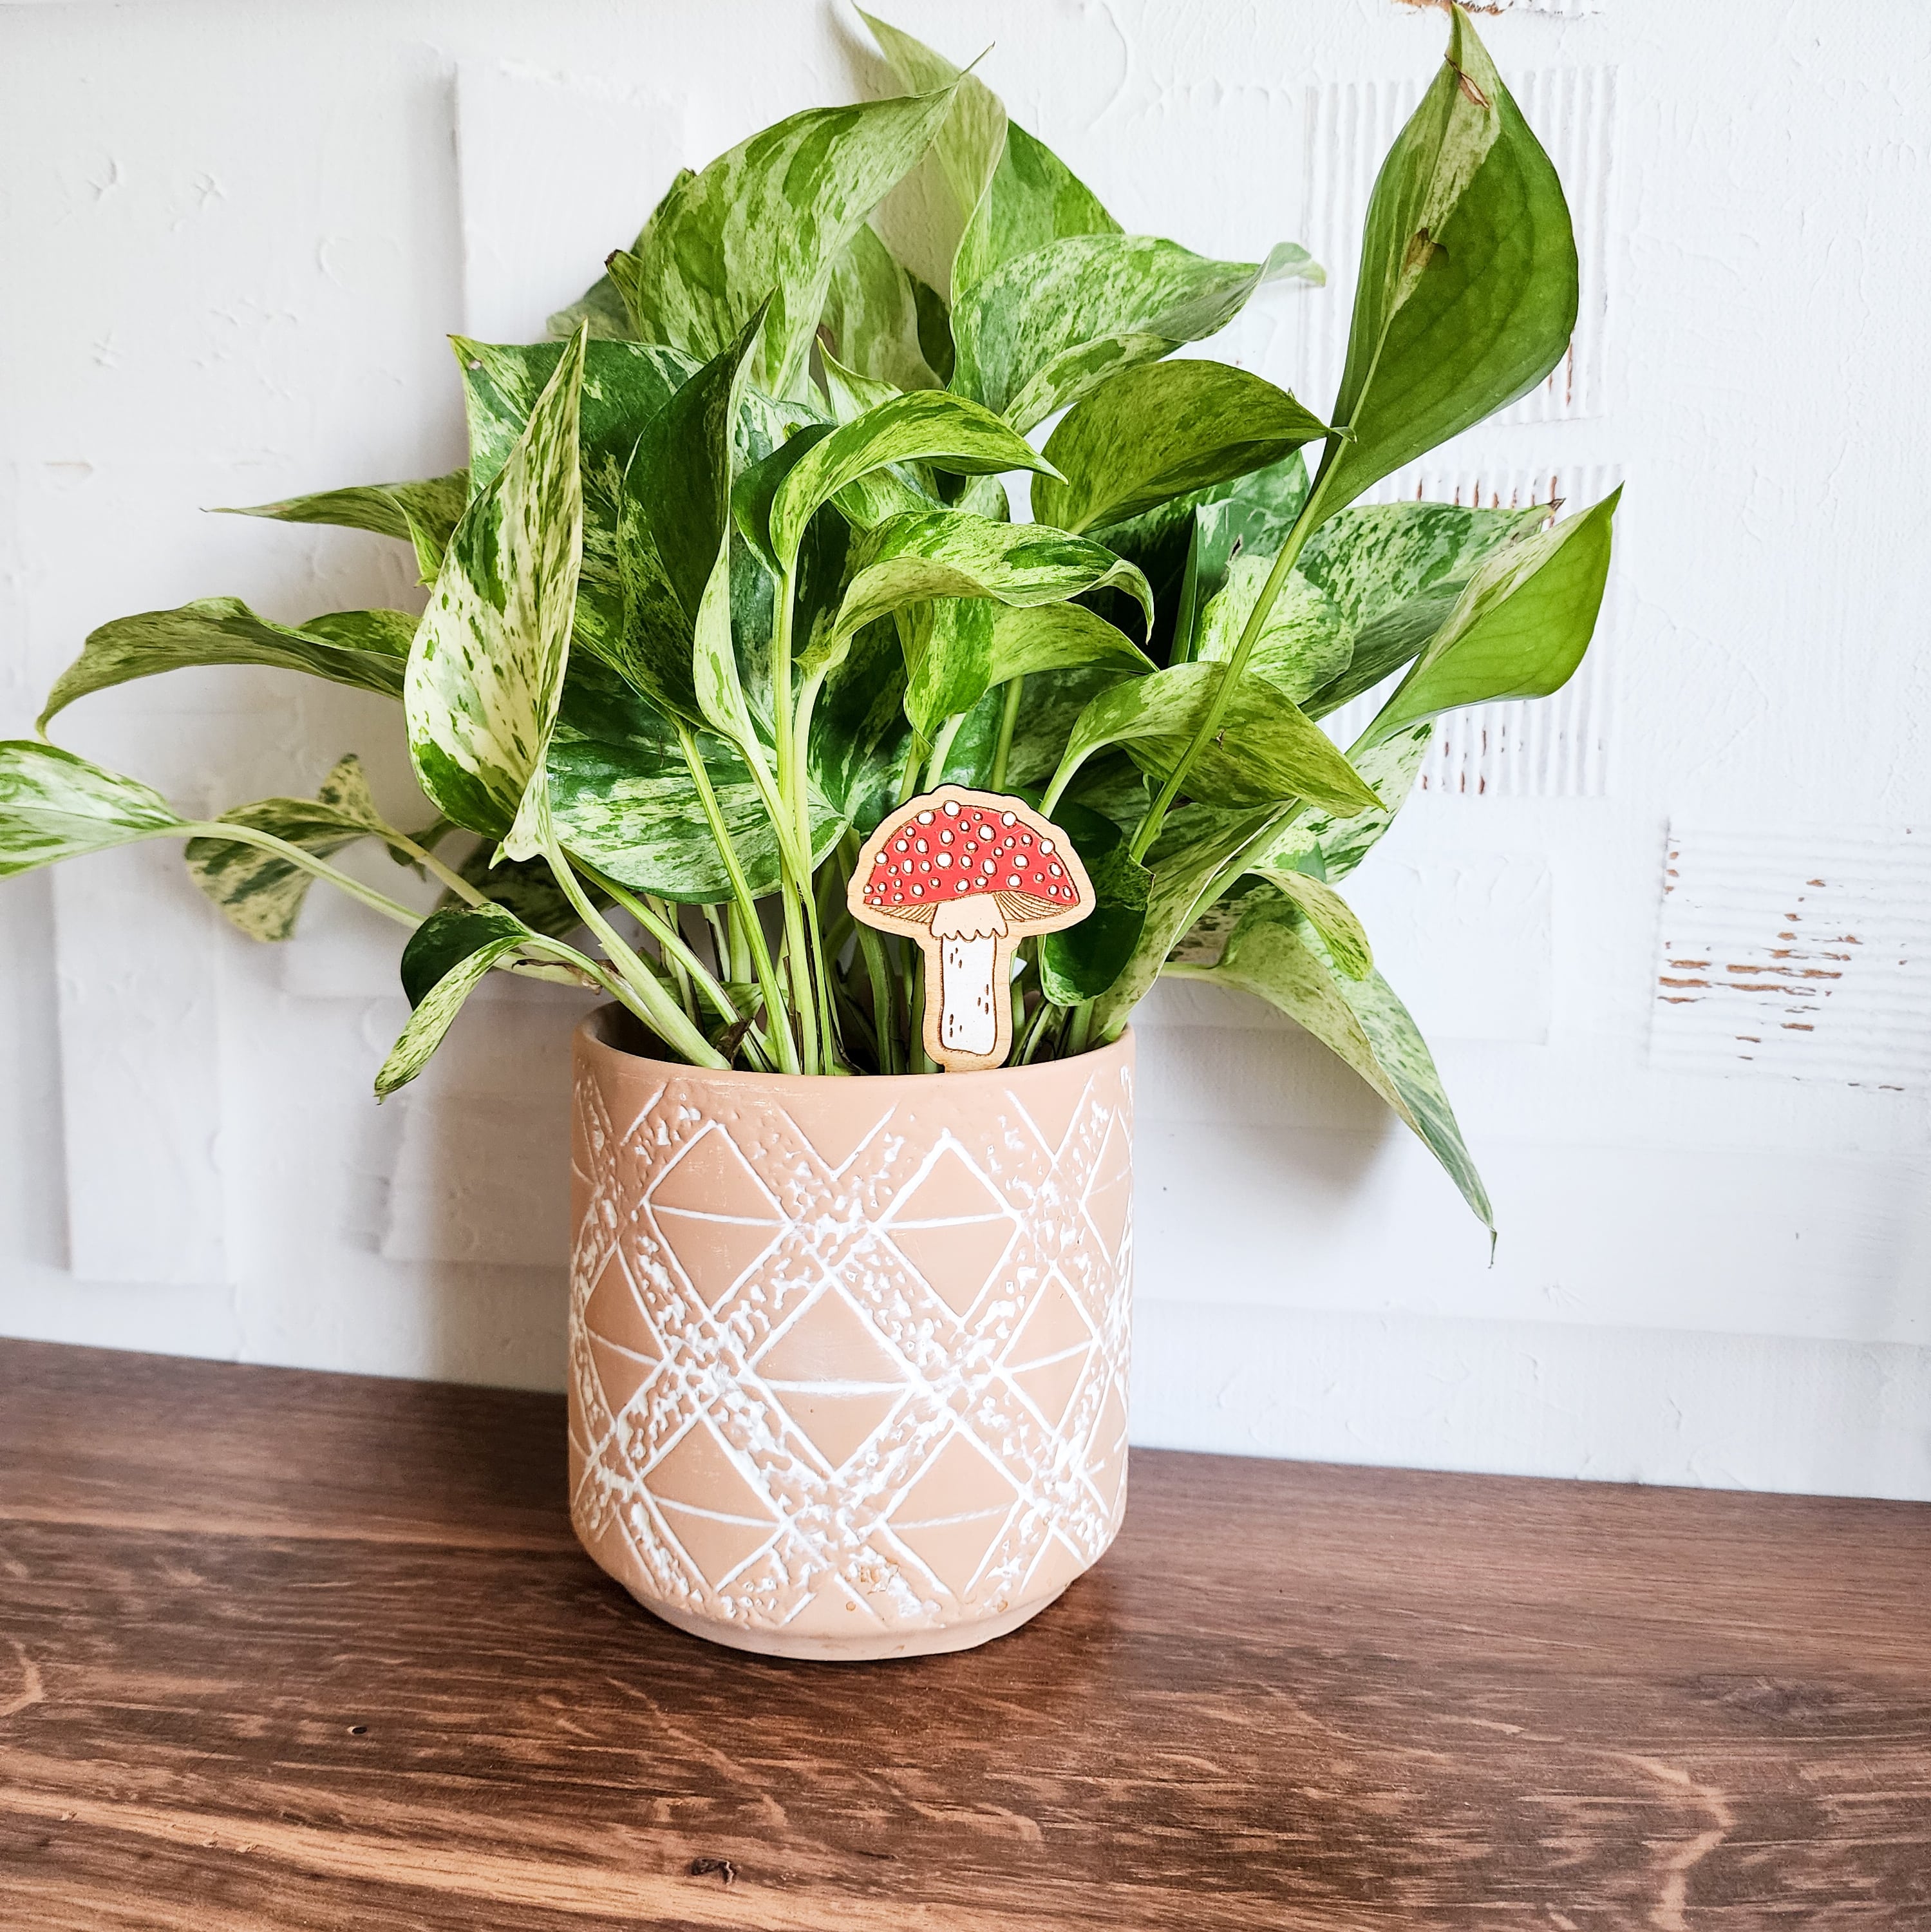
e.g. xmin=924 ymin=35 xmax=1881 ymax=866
xmin=848 ymin=786 xmax=1097 ymax=1073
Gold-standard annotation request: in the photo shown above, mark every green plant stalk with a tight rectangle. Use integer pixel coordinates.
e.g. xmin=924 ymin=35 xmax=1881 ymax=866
xmin=766 ymin=564 xmax=825 ymax=1073
xmin=988 ymin=675 xmax=1023 ymax=791
xmin=538 ymin=824 xmax=727 ymax=1069
xmin=1127 ymin=457 xmax=1341 ymax=862
xmin=923 ymin=712 xmax=966 ymax=791
xmin=676 ymin=724 xmax=798 ymax=1074
xmin=1065 ymin=1001 xmax=1094 ymax=1056
xmin=385 ymin=828 xmax=489 ymax=907
xmin=579 ymin=858 xmax=743 ymax=1027
xmin=174 ymin=820 xmax=426 ymax=929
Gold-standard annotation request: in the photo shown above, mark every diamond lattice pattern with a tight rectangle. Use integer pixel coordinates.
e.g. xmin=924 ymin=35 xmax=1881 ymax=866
xmin=568 ymin=1057 xmax=1134 ymax=1640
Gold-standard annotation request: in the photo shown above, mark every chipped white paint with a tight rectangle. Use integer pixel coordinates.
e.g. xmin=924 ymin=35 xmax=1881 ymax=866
xmin=1651 ymin=825 xmax=1931 ymax=1087
xmin=4 ymin=0 xmax=1931 ymax=1506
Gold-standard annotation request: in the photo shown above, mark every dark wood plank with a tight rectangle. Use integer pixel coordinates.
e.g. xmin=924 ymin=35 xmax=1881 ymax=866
xmin=1 ymin=1337 xmax=1926 ymax=1929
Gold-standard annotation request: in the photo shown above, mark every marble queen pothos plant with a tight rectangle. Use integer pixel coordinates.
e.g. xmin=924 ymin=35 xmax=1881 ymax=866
xmin=0 ymin=5 xmax=1614 ymax=1235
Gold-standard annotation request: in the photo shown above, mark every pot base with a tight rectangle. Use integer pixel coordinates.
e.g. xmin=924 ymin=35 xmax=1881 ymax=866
xmin=634 ymin=1589 xmax=1069 ymax=1662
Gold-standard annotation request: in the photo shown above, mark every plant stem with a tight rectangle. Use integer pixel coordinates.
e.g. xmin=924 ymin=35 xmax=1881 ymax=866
xmin=1066 ymin=1001 xmax=1093 ymax=1056
xmin=539 ymin=826 xmax=726 ymax=1068
xmin=923 ymin=712 xmax=966 ymax=791
xmin=578 ymin=859 xmax=742 ymax=1027
xmin=384 ymin=829 xmax=489 ymax=907
xmin=989 ymin=676 xmax=1023 ymax=791
xmin=177 ymin=822 xmax=423 ymax=930
xmin=676 ymin=724 xmax=797 ymax=1074
xmin=1128 ymin=460 xmax=1339 ymax=863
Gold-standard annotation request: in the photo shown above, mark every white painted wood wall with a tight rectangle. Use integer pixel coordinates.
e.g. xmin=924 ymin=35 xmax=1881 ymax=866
xmin=3 ymin=0 xmax=1928 ymax=1500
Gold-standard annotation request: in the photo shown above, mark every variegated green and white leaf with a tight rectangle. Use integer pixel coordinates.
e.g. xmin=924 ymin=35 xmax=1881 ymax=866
xmin=548 ymin=664 xmax=836 ymax=903
xmin=820 ymin=222 xmax=941 ymax=393
xmin=1090 ymin=801 xmax=1283 ymax=1036
xmin=547 ymin=168 xmax=695 ymax=343
xmin=1176 ymin=889 xmax=1492 ymax=1231
xmin=1034 ymin=360 xmax=1327 ymax=535
xmin=39 ymin=598 xmax=413 ymax=731
xmin=1194 ymin=563 xmax=1353 ymax=706
xmin=1050 ymin=660 xmax=1380 ymax=815
xmin=220 ymin=471 xmax=469 ymax=584
xmin=0 ymin=740 xmax=185 ymax=873
xmin=952 ymin=234 xmax=1321 ymax=432
xmin=822 ymin=511 xmax=1154 ymax=665
xmin=901 ymin=600 xmax=1150 ymax=743
xmin=375 ymin=903 xmax=534 ymax=1097
xmin=1245 ymin=723 xmax=1433 ymax=887
xmin=605 ymin=90 xmax=959 ymax=400
xmin=406 ymin=327 xmax=586 ymax=850
xmin=183 ymin=754 xmax=426 ymax=943
xmin=769 ymin=389 xmax=1050 ymax=569
xmin=858 ymin=11 xmax=1117 ymax=299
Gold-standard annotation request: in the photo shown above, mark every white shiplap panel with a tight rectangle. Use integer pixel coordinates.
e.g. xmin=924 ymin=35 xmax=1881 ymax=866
xmin=1650 ymin=825 xmax=1931 ymax=1088
xmin=1295 ymin=68 xmax=1615 ymax=423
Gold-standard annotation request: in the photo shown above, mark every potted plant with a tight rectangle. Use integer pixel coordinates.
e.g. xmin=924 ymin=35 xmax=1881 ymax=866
xmin=0 ymin=5 xmax=1614 ymax=1658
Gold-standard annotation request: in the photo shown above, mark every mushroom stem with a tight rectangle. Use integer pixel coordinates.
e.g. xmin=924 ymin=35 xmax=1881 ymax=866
xmin=928 ymin=895 xmax=1010 ymax=1065
xmin=936 ymin=933 xmax=1004 ymax=1059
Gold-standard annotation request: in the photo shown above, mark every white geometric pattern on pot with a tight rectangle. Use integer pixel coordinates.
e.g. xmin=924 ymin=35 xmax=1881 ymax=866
xmin=567 ymin=1045 xmax=1135 ymax=1643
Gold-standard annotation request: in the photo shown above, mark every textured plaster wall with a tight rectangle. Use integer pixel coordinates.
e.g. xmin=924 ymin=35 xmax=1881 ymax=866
xmin=5 ymin=0 xmax=1930 ymax=1499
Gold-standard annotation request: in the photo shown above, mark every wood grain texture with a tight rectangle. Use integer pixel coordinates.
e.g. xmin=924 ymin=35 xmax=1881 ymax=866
xmin=1 ymin=1338 xmax=1926 ymax=1929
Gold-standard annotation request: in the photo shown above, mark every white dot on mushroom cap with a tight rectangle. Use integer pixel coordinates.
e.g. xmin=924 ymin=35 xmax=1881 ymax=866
xmin=917 ymin=810 xmax=932 ymax=824
xmin=943 ymin=800 xmax=959 ymax=815
xmin=935 ymin=853 xmax=950 ymax=867
xmin=956 ymin=878 xmax=969 ymax=890
xmin=1050 ymin=864 xmax=1063 ymax=877
xmin=1001 ymin=811 xmax=1015 ymax=826
xmin=1019 ymin=832 xmax=1033 ymax=846
xmin=940 ymin=829 xmax=953 ymax=844
xmin=981 ymin=858 xmax=995 ymax=873
xmin=1039 ymin=838 xmax=1054 ymax=855
xmin=1008 ymin=873 xmax=1022 ymax=887
xmin=911 ymin=884 xmax=923 ymax=896
xmin=894 ymin=839 xmax=907 ymax=853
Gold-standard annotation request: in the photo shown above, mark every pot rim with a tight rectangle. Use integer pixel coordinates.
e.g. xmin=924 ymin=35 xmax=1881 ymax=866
xmin=574 ymin=1003 xmax=1133 ymax=1094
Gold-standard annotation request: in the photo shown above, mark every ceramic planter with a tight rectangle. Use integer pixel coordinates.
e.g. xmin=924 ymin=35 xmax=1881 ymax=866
xmin=567 ymin=1008 xmax=1134 ymax=1660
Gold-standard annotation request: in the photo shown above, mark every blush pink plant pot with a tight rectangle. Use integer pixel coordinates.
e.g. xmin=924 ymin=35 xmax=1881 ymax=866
xmin=567 ymin=1008 xmax=1135 ymax=1661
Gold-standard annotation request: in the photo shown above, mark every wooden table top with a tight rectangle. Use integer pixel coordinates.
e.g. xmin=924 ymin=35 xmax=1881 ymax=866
xmin=1 ymin=1338 xmax=1926 ymax=1929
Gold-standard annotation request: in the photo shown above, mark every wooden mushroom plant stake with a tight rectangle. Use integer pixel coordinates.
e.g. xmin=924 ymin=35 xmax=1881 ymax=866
xmin=850 ymin=787 xmax=1095 ymax=1073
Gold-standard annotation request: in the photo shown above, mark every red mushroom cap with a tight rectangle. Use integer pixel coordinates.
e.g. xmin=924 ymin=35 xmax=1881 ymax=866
xmin=852 ymin=787 xmax=1093 ymax=933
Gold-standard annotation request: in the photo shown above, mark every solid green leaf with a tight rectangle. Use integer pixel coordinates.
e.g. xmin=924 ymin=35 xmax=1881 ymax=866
xmin=951 ymin=233 xmax=1321 ymax=433
xmin=1035 ymin=800 xmax=1149 ymax=1005
xmin=1034 ymin=359 xmax=1327 ymax=534
xmin=221 ymin=471 xmax=469 ymax=585
xmin=1362 ymin=489 xmax=1618 ymax=747
xmin=184 ymin=753 xmax=422 ymax=943
xmin=901 ymin=600 xmax=1150 ymax=744
xmin=406 ymin=327 xmax=586 ymax=849
xmin=0 ymin=740 xmax=184 ymax=875
xmin=824 ymin=511 xmax=1154 ymax=661
xmin=605 ymin=89 xmax=959 ymax=399
xmin=376 ymin=902 xmax=533 ymax=1095
xmin=39 ymin=597 xmax=411 ymax=730
xmin=1317 ymin=9 xmax=1577 ymax=510
xmin=1188 ymin=890 xmax=1492 ymax=1231
xmin=769 ymin=388 xmax=1051 ymax=569
xmin=1053 ymin=660 xmax=1380 ymax=814
xmin=820 ymin=222 xmax=941 ymax=393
